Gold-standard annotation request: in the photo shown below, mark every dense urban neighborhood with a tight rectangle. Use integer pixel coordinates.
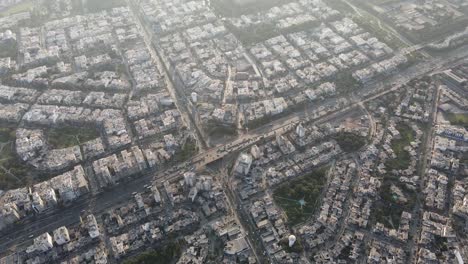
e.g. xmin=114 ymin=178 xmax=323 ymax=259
xmin=0 ymin=0 xmax=468 ymax=263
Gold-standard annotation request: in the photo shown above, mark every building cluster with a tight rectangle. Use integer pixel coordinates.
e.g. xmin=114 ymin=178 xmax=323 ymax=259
xmin=413 ymin=75 xmax=468 ymax=262
xmin=210 ymin=216 xmax=257 ymax=263
xmin=367 ymin=239 xmax=406 ymax=263
xmin=242 ymin=98 xmax=288 ymax=124
xmin=248 ymin=194 xmax=299 ymax=263
xmin=313 ymin=229 xmax=365 ymax=263
xmin=233 ymin=131 xmax=342 ymax=200
xmin=92 ymin=146 xmax=150 ymax=189
xmin=300 ymin=160 xmax=357 ymax=249
xmin=423 ymin=169 xmax=449 ymax=211
xmin=395 ymin=77 xmax=435 ymax=122
xmin=0 ymin=5 xmax=194 ymax=238
xmin=163 ymin=171 xmax=226 ymax=217
xmin=0 ymin=11 xmax=30 ymax=31
xmin=0 ymin=85 xmax=38 ymax=122
xmin=51 ymin=71 xmax=131 ymax=93
xmin=378 ymin=119 xmax=422 ymax=176
xmin=1 ymin=169 xmax=229 ymax=264
xmin=0 ymin=0 xmax=24 ymax=9
xmin=133 ymin=109 xmax=183 ymax=140
xmin=313 ymin=139 xmax=411 ymax=263
xmin=157 ymin=26 xmax=257 ymax=129
xmin=136 ymin=0 xmax=407 ymax=131
xmin=2 ymin=168 xmax=248 ymax=263
xmin=306 ymin=116 xmax=385 ymax=262
xmin=176 ymin=229 xmax=211 ymax=264
xmin=376 ymin=0 xmax=465 ymax=36
xmin=438 ymin=63 xmax=468 ymax=114
xmin=373 ymin=211 xmax=412 ymax=242
xmin=227 ymin=0 xmax=339 ymax=30
xmin=230 ymin=112 xmax=373 ymax=263
xmin=349 ymin=144 xmax=382 ymax=228
xmin=108 ymin=207 xmax=199 ymax=259
xmin=1 ymin=0 xmax=468 ymax=262
xmin=452 ymin=180 xmax=468 ymax=234
xmin=18 ymin=106 xmax=130 ymax=168
xmin=139 ymin=0 xmax=217 ymax=35
xmin=0 ymin=28 xmax=17 ymax=54
xmin=1 ymin=213 xmax=108 ymax=264
xmin=415 ymin=212 xmax=459 ymax=263
xmin=352 ymin=55 xmax=407 ymax=83
xmin=0 ymin=166 xmax=89 ymax=231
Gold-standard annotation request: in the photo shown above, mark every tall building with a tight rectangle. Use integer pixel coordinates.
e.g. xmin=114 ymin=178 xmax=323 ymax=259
xmin=53 ymin=226 xmax=71 ymax=246
xmin=33 ymin=233 xmax=54 ymax=252
xmin=234 ymin=153 xmax=253 ymax=175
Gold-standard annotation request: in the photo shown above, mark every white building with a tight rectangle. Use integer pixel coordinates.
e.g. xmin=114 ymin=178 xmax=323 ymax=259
xmin=33 ymin=233 xmax=54 ymax=252
xmin=234 ymin=153 xmax=253 ymax=175
xmin=53 ymin=226 xmax=70 ymax=246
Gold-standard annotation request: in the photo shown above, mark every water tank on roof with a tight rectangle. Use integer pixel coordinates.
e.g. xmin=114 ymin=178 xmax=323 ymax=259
xmin=288 ymin=235 xmax=296 ymax=247
xmin=191 ymin=92 xmax=198 ymax=103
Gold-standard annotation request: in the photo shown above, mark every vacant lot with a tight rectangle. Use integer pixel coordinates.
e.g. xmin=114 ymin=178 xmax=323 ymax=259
xmin=46 ymin=126 xmax=101 ymax=149
xmin=123 ymin=241 xmax=183 ymax=264
xmin=372 ymin=180 xmax=416 ymax=229
xmin=446 ymin=113 xmax=468 ymax=129
xmin=333 ymin=132 xmax=367 ymax=153
xmin=84 ymin=0 xmax=125 ymax=12
xmin=0 ymin=1 xmax=35 ymax=17
xmin=385 ymin=123 xmax=415 ymax=171
xmin=173 ymin=136 xmax=198 ymax=163
xmin=0 ymin=127 xmax=31 ymax=190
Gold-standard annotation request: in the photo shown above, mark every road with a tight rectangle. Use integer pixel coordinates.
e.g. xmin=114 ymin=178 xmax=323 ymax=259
xmin=342 ymin=0 xmax=432 ymax=58
xmin=408 ymin=78 xmax=441 ymax=263
xmin=3 ymin=44 xmax=468 ymax=255
xmin=3 ymin=3 xmax=468 ymax=258
xmin=217 ymin=166 xmax=268 ymax=264
xmin=128 ymin=0 xmax=208 ymax=152
xmin=359 ymin=102 xmax=376 ymax=139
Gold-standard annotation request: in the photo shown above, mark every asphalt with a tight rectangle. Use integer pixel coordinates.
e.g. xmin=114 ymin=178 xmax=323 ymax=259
xmin=2 ymin=45 xmax=467 ymax=254
xmin=2 ymin=10 xmax=468 ymax=259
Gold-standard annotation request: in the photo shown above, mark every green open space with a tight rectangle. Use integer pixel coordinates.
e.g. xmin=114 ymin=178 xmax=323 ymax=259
xmin=334 ymin=72 xmax=363 ymax=94
xmin=123 ymin=241 xmax=183 ymax=264
xmin=205 ymin=123 xmax=237 ymax=146
xmin=0 ymin=42 xmax=17 ymax=58
xmin=333 ymin=132 xmax=367 ymax=153
xmin=205 ymin=121 xmax=237 ymax=137
xmin=83 ymin=0 xmax=126 ymax=12
xmin=327 ymin=0 xmax=407 ymax=49
xmin=205 ymin=230 xmax=225 ymax=262
xmin=352 ymin=14 xmax=407 ymax=50
xmin=385 ymin=123 xmax=415 ymax=171
xmin=452 ymin=215 xmax=468 ymax=239
xmin=46 ymin=125 xmax=101 ymax=149
xmin=226 ymin=19 xmax=321 ymax=46
xmin=337 ymin=245 xmax=353 ymax=261
xmin=445 ymin=113 xmax=468 ymax=129
xmin=173 ymin=136 xmax=199 ymax=163
xmin=273 ymin=167 xmax=328 ymax=226
xmin=432 ymin=235 xmax=449 ymax=257
xmin=372 ymin=179 xmax=416 ymax=229
xmin=0 ymin=127 xmax=31 ymax=190
xmin=211 ymin=0 xmax=291 ymax=17
xmin=226 ymin=23 xmax=278 ymax=46
xmin=0 ymin=0 xmax=35 ymax=17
